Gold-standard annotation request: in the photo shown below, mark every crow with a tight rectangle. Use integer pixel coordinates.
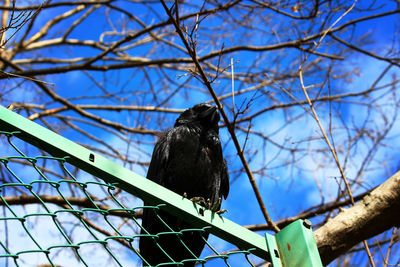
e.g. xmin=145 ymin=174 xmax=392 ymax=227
xmin=139 ymin=103 xmax=230 ymax=266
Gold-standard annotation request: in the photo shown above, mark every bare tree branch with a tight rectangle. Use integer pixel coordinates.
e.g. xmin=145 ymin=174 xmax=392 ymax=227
xmin=315 ymin=171 xmax=400 ymax=265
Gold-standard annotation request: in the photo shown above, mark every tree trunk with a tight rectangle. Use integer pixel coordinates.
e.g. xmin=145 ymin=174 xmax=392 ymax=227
xmin=314 ymin=171 xmax=400 ymax=265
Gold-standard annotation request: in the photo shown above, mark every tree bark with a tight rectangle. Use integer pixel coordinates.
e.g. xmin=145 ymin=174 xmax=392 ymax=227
xmin=314 ymin=171 xmax=400 ymax=265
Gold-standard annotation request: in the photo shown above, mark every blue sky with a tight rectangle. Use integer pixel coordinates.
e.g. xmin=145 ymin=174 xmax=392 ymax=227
xmin=2 ymin=1 xmax=400 ymax=266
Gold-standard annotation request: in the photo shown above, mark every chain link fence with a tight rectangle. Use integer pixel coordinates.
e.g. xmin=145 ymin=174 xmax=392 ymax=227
xmin=0 ymin=106 xmax=273 ymax=267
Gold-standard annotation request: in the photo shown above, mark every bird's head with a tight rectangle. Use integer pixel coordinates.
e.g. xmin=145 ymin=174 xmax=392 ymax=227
xmin=174 ymin=103 xmax=220 ymax=131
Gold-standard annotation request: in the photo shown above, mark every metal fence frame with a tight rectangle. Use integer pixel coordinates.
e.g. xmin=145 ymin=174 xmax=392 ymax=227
xmin=0 ymin=105 xmax=323 ymax=266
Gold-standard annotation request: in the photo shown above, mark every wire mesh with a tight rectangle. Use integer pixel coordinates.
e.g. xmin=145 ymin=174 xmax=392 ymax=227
xmin=0 ymin=130 xmax=265 ymax=267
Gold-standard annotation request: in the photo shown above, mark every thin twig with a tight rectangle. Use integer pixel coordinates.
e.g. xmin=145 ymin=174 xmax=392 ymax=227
xmin=297 ymin=0 xmax=375 ymax=265
xmin=383 ymin=227 xmax=398 ymax=267
xmin=231 ymin=57 xmax=235 ymax=115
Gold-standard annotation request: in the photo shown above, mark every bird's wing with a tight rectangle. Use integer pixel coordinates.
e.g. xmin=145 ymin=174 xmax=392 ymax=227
xmin=221 ymin=158 xmax=230 ymax=199
xmin=146 ymin=134 xmax=169 ymax=185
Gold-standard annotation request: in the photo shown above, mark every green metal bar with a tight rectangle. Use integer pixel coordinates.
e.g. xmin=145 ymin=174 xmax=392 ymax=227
xmin=265 ymin=232 xmax=283 ymax=267
xmin=275 ymin=219 xmax=323 ymax=267
xmin=0 ymin=105 xmax=272 ymax=261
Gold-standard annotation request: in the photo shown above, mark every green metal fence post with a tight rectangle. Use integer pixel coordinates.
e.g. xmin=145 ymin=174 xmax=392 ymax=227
xmin=265 ymin=233 xmax=283 ymax=267
xmin=274 ymin=219 xmax=323 ymax=267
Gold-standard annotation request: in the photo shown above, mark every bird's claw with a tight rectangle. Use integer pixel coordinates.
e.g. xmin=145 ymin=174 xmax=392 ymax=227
xmin=216 ymin=209 xmax=228 ymax=215
xmin=189 ymin=196 xmax=207 ymax=206
xmin=183 ymin=193 xmax=207 ymax=206
xmin=208 ymin=197 xmax=221 ymax=212
xmin=210 ymin=197 xmax=228 ymax=214
xmin=184 ymin=195 xmax=227 ymax=214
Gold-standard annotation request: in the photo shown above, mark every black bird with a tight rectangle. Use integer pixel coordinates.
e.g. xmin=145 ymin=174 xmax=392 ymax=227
xmin=139 ymin=103 xmax=230 ymax=266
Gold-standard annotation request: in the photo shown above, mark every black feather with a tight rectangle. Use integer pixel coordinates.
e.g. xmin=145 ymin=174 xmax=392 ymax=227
xmin=139 ymin=103 xmax=229 ymax=266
